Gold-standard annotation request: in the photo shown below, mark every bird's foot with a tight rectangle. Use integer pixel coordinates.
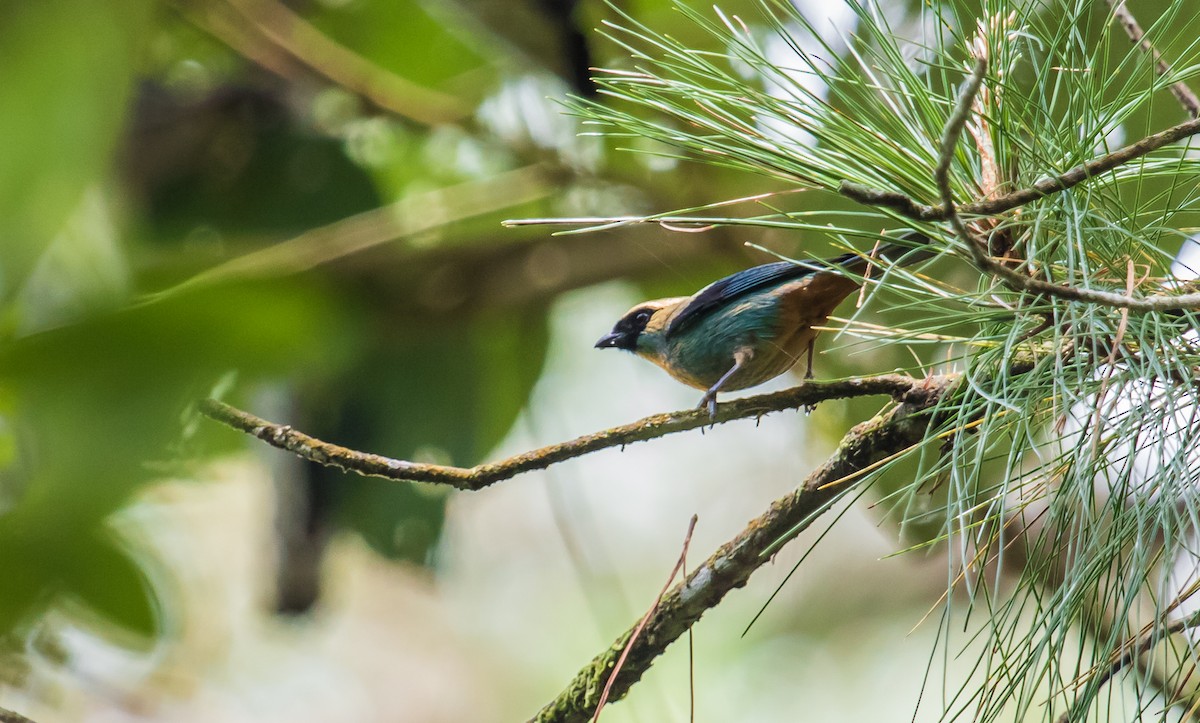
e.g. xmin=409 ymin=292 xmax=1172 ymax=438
xmin=697 ymin=393 xmax=718 ymax=421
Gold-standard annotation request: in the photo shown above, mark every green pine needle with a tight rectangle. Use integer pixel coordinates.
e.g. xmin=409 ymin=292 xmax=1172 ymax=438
xmin=568 ymin=0 xmax=1200 ymax=719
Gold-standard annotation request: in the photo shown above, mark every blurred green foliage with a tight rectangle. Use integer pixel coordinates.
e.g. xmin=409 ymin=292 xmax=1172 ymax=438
xmin=0 ymin=0 xmax=152 ymax=303
xmin=25 ymin=0 xmax=1184 ymax=661
xmin=0 ymin=280 xmax=350 ymax=636
xmin=0 ymin=0 xmax=788 ymax=649
xmin=310 ymin=0 xmax=489 ymax=89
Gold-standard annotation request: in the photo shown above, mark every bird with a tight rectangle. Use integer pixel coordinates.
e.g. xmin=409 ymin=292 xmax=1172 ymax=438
xmin=594 ymin=236 xmax=934 ymax=417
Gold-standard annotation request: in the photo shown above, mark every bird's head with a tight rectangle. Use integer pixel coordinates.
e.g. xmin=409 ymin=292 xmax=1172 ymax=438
xmin=594 ymin=298 xmax=684 ymax=355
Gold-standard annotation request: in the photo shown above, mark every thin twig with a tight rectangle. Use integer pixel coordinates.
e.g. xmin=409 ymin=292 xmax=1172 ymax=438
xmin=932 ymin=56 xmax=1200 ymax=312
xmin=1095 ymin=613 xmax=1200 ymax=695
xmin=936 ymin=53 xmax=991 ymax=269
xmin=1056 ymin=611 xmax=1200 ymax=723
xmin=199 ymin=374 xmax=927 ymax=491
xmin=839 ymin=113 xmax=1200 ymax=224
xmin=530 ymin=376 xmax=954 ymax=722
xmin=592 ymin=515 xmax=698 ymax=722
xmin=502 ymin=216 xmax=819 ymax=232
xmin=685 ymin=531 xmax=695 ymax=723
xmin=1105 ymin=0 xmax=1200 ymax=118
xmin=504 ymin=190 xmax=812 ymax=230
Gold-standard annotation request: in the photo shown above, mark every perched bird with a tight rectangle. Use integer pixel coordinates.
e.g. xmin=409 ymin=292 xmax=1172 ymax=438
xmin=595 ymin=237 xmax=933 ymax=416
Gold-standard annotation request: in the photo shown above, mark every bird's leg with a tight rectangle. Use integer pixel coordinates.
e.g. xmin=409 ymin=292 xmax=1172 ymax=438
xmin=698 ymin=348 xmax=752 ymax=420
xmin=802 ymin=339 xmax=817 ymax=415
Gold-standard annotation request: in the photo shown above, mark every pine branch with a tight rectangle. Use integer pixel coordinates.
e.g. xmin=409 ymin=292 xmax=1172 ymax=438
xmin=531 ymin=375 xmax=953 ymax=722
xmin=840 ymin=113 xmax=1200 ymax=227
xmin=930 ymin=56 xmax=1200 ymax=311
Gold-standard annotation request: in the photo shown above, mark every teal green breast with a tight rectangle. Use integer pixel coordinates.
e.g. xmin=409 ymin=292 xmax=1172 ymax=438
xmin=660 ymin=291 xmax=797 ymax=391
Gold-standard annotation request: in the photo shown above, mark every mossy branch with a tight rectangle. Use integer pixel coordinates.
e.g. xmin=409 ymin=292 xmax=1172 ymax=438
xmin=198 ymin=373 xmax=924 ymax=491
xmin=531 ymin=374 xmax=955 ymax=722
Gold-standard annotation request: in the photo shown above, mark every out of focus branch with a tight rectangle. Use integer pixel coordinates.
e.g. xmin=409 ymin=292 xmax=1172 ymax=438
xmin=199 ymin=373 xmax=935 ymax=491
xmin=0 ymin=706 xmax=35 ymax=723
xmin=181 ymin=0 xmax=469 ymax=125
xmin=149 ymin=165 xmax=553 ymax=300
xmin=1056 ymin=610 xmax=1200 ymax=723
xmin=531 ymin=375 xmax=954 ymax=723
xmin=1105 ymin=0 xmax=1200 ymax=118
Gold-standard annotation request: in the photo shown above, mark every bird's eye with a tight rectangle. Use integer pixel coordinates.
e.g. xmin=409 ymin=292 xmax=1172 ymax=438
xmin=634 ymin=310 xmax=652 ymax=325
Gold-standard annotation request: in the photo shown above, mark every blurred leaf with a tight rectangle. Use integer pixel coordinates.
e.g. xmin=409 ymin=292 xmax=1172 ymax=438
xmin=145 ymin=121 xmax=384 ymax=241
xmin=0 ymin=280 xmax=354 ymax=637
xmin=338 ymin=480 xmax=448 ymax=565
xmin=472 ymin=307 xmax=553 ymax=442
xmin=0 ymin=0 xmax=152 ymax=300
xmin=309 ymin=0 xmax=490 ymax=91
xmin=60 ymin=531 xmax=160 ymax=641
xmin=2 ymin=280 xmax=352 ymax=515
xmin=358 ymin=306 xmax=549 ymax=463
xmin=0 ymin=523 xmax=52 ymax=635
xmin=312 ymin=305 xmax=550 ymax=562
xmin=0 ymin=521 xmax=159 ymax=641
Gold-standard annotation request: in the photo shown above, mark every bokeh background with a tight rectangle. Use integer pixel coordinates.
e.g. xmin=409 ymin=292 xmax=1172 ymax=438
xmin=3 ymin=0 xmax=1189 ymax=720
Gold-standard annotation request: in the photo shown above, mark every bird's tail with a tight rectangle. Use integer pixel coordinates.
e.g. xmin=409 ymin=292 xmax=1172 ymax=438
xmin=831 ymin=231 xmax=938 ymax=275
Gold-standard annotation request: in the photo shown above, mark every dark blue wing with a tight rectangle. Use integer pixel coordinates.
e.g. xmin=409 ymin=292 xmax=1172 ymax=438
xmin=665 ymin=237 xmax=936 ymax=338
xmin=666 ymin=257 xmax=851 ymax=337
